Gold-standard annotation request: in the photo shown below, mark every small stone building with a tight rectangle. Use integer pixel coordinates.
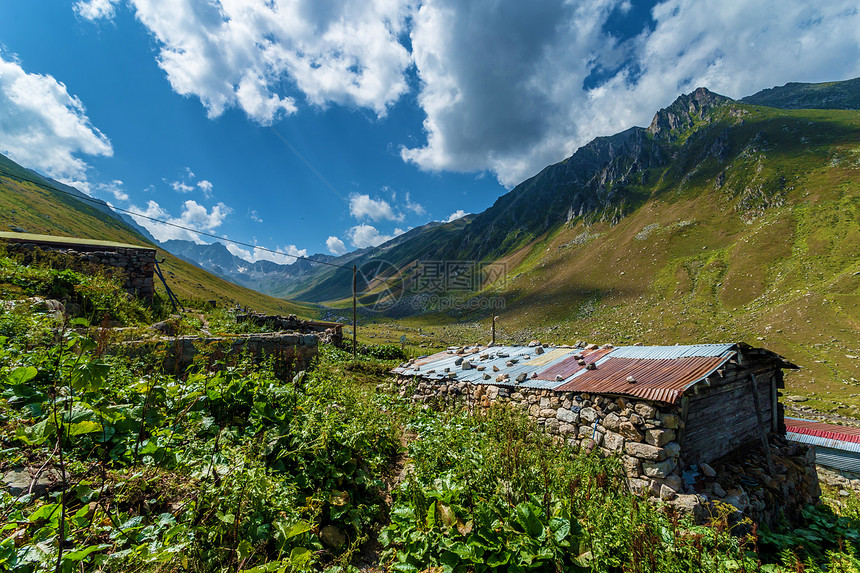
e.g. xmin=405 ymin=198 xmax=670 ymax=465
xmin=0 ymin=232 xmax=156 ymax=300
xmin=394 ymin=342 xmax=818 ymax=521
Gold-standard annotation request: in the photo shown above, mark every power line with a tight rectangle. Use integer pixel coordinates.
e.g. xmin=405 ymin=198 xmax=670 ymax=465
xmin=0 ymin=167 xmax=406 ymax=290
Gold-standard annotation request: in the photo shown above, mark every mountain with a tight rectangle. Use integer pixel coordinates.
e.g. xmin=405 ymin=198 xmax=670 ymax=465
xmin=292 ymin=79 xmax=860 ymax=301
xmin=0 ymin=153 xmax=318 ymax=317
xmin=270 ymin=77 xmax=859 ymax=406
xmin=155 ymin=220 xmax=450 ymax=299
xmin=742 ymin=77 xmax=860 ymax=110
xmin=157 ymin=238 xmax=347 ymax=296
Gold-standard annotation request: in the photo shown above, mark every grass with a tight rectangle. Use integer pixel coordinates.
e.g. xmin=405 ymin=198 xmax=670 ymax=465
xmin=0 ymin=166 xmax=320 ymax=318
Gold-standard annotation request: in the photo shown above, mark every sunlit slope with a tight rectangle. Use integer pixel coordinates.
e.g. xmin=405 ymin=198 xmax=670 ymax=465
xmin=0 ymin=159 xmax=318 ymax=318
xmin=486 ymin=105 xmax=859 ymax=407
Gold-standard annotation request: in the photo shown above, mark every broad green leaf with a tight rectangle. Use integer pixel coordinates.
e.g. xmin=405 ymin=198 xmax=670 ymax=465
xmin=7 ymin=366 xmax=37 ymax=385
xmin=288 ymin=547 xmax=312 ymax=567
xmin=275 ymin=520 xmax=312 ymax=540
xmin=63 ymin=543 xmax=109 ymax=563
xmin=69 ymin=361 xmax=111 ymax=393
xmin=237 ymin=539 xmax=254 ymax=562
xmin=426 ymin=501 xmax=436 ymax=529
xmin=68 ymin=420 xmax=102 ymax=436
xmin=29 ymin=503 xmax=60 ymax=524
xmin=514 ymin=503 xmax=545 ymax=539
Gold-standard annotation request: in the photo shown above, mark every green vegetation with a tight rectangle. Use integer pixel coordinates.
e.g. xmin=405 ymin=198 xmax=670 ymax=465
xmin=0 ymin=253 xmax=858 ymax=572
xmin=0 ymin=157 xmax=318 ymax=318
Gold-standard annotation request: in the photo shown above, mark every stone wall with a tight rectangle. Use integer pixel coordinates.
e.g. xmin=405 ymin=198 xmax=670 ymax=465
xmin=393 ymin=374 xmax=820 ymax=527
xmin=235 ymin=311 xmax=344 ymax=346
xmin=4 ymin=241 xmax=156 ymax=300
xmin=117 ymin=332 xmax=318 ymax=379
xmin=399 ymin=376 xmax=685 ymax=491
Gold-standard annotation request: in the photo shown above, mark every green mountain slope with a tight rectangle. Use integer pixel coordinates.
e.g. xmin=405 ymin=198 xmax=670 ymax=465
xmin=742 ymin=77 xmax=860 ymax=110
xmin=0 ymin=156 xmax=319 ymax=318
xmin=295 ymin=79 xmax=860 ymax=411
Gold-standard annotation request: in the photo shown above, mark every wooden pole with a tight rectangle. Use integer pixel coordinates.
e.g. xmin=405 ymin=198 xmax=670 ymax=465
xmin=352 ymin=265 xmax=357 ymax=358
xmin=749 ymin=373 xmax=777 ymax=476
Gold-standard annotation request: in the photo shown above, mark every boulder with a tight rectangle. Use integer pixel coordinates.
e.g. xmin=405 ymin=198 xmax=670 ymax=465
xmin=645 ymin=428 xmax=676 ymax=447
xmin=642 ymin=458 xmax=676 ymax=478
xmin=602 ymin=412 xmax=621 ymax=431
xmin=556 ymin=408 xmax=578 ymax=424
xmin=624 ymin=442 xmax=667 ymax=461
xmin=618 ymin=421 xmax=644 ymax=442
xmin=579 ymin=407 xmax=598 ymax=424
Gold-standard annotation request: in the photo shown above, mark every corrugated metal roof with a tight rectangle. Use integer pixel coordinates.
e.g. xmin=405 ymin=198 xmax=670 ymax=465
xmin=554 ymin=355 xmax=733 ymax=403
xmin=814 ymin=448 xmax=860 ymax=473
xmin=785 ymin=417 xmax=860 ymax=453
xmin=534 ymin=347 xmax=611 ymax=381
xmin=392 ymin=342 xmax=790 ymax=404
xmin=606 ymin=344 xmax=736 ymax=359
xmin=393 ymin=345 xmax=560 ymax=386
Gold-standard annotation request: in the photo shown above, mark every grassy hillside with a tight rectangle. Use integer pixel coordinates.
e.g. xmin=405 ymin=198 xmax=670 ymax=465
xmin=338 ymin=103 xmax=860 ymax=418
xmin=434 ymin=105 xmax=860 ymax=414
xmin=0 ymin=160 xmax=319 ymax=318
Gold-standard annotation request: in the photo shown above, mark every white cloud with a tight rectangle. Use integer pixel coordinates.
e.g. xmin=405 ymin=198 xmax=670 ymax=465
xmin=74 ymin=0 xmax=119 ymax=21
xmin=167 ymin=167 xmax=213 ymax=196
xmin=81 ymin=0 xmax=413 ymax=124
xmin=128 ymin=199 xmax=231 ymax=243
xmin=326 ymin=235 xmax=347 ymax=255
xmin=249 ymin=209 xmax=262 ymax=223
xmin=347 ymin=223 xmax=394 ymax=248
xmin=197 ymin=180 xmax=213 ymax=194
xmin=348 ymin=193 xmax=403 ymax=222
xmin=444 ymin=209 xmax=468 ymax=222
xmin=404 ymin=192 xmax=426 ymax=215
xmin=225 ymin=242 xmax=306 ymax=265
xmin=401 ymin=0 xmax=860 ymax=186
xmin=170 ymin=181 xmax=195 ymax=193
xmin=75 ymin=0 xmax=860 ymax=188
xmin=97 ymin=179 xmax=129 ymax=202
xmin=0 ymin=54 xmax=112 ymax=184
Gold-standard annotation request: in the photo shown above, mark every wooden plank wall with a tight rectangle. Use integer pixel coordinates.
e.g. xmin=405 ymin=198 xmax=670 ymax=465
xmin=681 ymin=366 xmax=776 ymax=466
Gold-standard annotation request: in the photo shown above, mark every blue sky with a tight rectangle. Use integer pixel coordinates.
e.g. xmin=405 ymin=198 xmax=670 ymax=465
xmin=1 ymin=0 xmax=858 ymax=264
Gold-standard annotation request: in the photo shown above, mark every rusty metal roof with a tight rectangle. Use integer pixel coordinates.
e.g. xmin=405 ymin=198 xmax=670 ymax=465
xmin=785 ymin=417 xmax=860 ymax=452
xmin=534 ymin=347 xmax=612 ymax=381
xmin=393 ymin=342 xmax=791 ymax=404
xmin=553 ymin=355 xmax=733 ymax=403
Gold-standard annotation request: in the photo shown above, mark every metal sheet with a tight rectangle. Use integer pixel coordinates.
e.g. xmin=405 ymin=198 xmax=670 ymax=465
xmin=392 ymin=342 xmax=789 ymax=405
xmin=786 ymin=432 xmax=860 ymax=454
xmin=607 ymin=344 xmax=736 ymax=360
xmin=814 ymin=448 xmax=860 ymax=473
xmin=785 ymin=418 xmax=860 ymax=452
xmin=527 ymin=347 xmax=576 ymax=368
xmin=554 ymin=355 xmax=732 ymax=404
xmin=534 ymin=347 xmax=612 ymax=382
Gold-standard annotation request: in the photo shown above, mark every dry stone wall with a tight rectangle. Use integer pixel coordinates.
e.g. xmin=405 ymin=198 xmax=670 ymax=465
xmin=393 ymin=374 xmax=820 ymax=528
xmin=117 ymin=332 xmax=318 ymax=379
xmin=4 ymin=241 xmax=156 ymax=300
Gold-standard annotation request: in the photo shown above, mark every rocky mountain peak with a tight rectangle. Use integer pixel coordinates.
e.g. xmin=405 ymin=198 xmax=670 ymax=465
xmin=647 ymin=87 xmax=733 ymax=140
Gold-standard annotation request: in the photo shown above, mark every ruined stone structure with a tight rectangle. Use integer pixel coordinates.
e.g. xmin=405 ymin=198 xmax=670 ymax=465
xmin=393 ymin=342 xmax=819 ymax=526
xmin=235 ymin=311 xmax=344 ymax=346
xmin=117 ymin=332 xmax=319 ymax=379
xmin=0 ymin=232 xmax=156 ymax=300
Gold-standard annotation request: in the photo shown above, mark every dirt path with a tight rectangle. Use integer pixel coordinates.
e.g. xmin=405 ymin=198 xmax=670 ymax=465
xmin=353 ymin=428 xmax=416 ymax=572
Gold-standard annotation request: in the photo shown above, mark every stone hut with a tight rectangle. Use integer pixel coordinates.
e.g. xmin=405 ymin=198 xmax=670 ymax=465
xmin=0 ymin=232 xmax=156 ymax=300
xmin=393 ymin=342 xmax=818 ymax=523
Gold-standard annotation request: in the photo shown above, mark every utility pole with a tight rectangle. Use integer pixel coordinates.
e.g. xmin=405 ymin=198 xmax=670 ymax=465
xmin=352 ymin=265 xmax=357 ymax=358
